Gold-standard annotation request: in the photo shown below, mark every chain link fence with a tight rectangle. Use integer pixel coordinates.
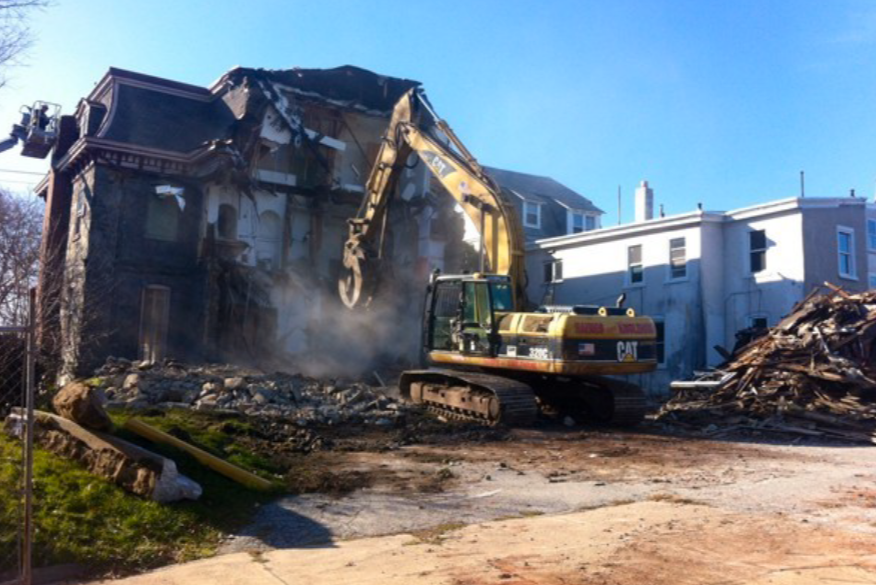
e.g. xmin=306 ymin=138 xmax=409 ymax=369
xmin=0 ymin=321 xmax=34 ymax=585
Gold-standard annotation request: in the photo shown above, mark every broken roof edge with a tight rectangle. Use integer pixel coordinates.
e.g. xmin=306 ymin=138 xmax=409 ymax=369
xmin=211 ymin=64 xmax=421 ymax=91
xmin=211 ymin=65 xmax=422 ymax=115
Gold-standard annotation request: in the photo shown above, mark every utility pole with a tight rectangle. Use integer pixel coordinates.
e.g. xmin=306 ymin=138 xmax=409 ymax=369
xmin=800 ymin=171 xmax=805 ymax=198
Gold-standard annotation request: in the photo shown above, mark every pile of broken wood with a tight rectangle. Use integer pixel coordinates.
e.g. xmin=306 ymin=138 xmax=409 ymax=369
xmin=658 ymin=285 xmax=876 ymax=444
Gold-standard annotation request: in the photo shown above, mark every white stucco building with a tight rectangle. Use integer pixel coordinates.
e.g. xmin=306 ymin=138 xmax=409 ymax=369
xmin=527 ymin=185 xmax=876 ymax=396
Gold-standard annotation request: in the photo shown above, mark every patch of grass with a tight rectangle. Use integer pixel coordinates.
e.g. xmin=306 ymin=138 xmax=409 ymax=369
xmin=575 ymin=498 xmax=637 ymax=513
xmin=0 ymin=434 xmax=223 ymax=575
xmin=0 ymin=408 xmax=291 ymax=576
xmin=648 ymin=493 xmax=705 ymax=506
xmin=405 ymin=522 xmax=467 ymax=546
xmin=494 ymin=510 xmax=546 ymax=522
xmin=109 ymin=408 xmax=282 ymax=482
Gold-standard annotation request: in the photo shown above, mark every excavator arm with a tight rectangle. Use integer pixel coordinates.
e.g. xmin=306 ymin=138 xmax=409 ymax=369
xmin=339 ymin=88 xmax=528 ymax=309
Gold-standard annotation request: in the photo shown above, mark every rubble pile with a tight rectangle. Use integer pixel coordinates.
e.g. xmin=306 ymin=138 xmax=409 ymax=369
xmin=94 ymin=358 xmax=414 ymax=427
xmin=658 ymin=286 xmax=876 ymax=443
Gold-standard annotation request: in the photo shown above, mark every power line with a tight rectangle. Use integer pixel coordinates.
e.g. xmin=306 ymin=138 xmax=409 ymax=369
xmin=0 ymin=169 xmax=45 ymax=176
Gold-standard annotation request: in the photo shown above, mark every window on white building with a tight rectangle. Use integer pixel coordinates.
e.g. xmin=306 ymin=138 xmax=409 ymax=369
xmin=837 ymin=226 xmax=856 ymax=279
xmin=668 ymin=237 xmax=686 ymax=280
xmin=749 ymin=315 xmax=769 ymax=329
xmin=869 ymin=273 xmax=876 ymax=289
xmin=654 ymin=319 xmax=666 ymax=366
xmin=628 ymin=245 xmax=643 ymax=284
xmin=749 ymin=230 xmax=766 ymax=274
xmin=868 ymin=219 xmax=876 ymax=251
xmin=544 ymin=259 xmax=563 ymax=283
xmin=585 ymin=215 xmax=596 ymax=231
xmin=524 ymin=201 xmax=541 ymax=228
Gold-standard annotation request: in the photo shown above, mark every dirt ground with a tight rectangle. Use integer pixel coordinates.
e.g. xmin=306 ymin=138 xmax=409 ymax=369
xmin=91 ymin=421 xmax=876 ymax=584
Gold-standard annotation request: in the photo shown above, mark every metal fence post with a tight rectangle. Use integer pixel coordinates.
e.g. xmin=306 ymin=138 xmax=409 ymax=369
xmin=22 ymin=296 xmax=35 ymax=585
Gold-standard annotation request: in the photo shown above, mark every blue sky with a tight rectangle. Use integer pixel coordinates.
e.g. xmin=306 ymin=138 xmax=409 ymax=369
xmin=1 ymin=0 xmax=875 ymax=223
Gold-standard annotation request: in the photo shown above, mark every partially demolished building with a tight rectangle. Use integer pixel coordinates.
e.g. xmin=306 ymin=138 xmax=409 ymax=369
xmin=36 ymin=66 xmax=465 ymax=377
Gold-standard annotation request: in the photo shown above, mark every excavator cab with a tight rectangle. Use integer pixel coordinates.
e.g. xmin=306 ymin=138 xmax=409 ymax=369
xmin=425 ymin=273 xmax=512 ymax=358
xmin=3 ymin=101 xmax=61 ymax=159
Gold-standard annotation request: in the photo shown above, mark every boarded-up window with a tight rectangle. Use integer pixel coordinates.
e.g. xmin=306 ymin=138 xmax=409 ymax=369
xmin=139 ymin=285 xmax=170 ymax=363
xmin=145 ymin=195 xmax=180 ymax=242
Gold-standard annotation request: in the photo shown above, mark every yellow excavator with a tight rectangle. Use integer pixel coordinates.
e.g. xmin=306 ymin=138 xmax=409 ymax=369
xmin=339 ymin=88 xmax=656 ymax=426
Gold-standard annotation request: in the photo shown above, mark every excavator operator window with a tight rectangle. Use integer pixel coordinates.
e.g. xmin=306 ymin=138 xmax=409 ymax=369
xmin=461 ymin=282 xmax=494 ymax=356
xmin=463 ymin=282 xmax=492 ymax=329
xmin=429 ymin=281 xmax=461 ymax=351
xmin=490 ymin=282 xmax=513 ymax=312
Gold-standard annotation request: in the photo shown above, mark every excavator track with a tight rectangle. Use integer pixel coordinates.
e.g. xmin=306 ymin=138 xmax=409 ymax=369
xmin=578 ymin=376 xmax=648 ymax=427
xmin=400 ymin=369 xmax=538 ymax=427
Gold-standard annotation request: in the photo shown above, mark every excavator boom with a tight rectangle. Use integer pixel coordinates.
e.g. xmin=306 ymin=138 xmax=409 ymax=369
xmin=339 ymin=88 xmax=527 ymax=309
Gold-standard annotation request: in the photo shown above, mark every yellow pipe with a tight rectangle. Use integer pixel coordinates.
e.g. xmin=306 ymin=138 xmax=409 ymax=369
xmin=124 ymin=418 xmax=274 ymax=491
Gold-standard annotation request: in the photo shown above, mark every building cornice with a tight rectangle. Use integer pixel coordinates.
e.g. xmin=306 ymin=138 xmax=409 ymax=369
xmin=54 ymin=136 xmax=212 ymax=177
xmin=530 ymin=196 xmax=868 ymax=251
xmin=530 ymin=211 xmax=721 ymax=251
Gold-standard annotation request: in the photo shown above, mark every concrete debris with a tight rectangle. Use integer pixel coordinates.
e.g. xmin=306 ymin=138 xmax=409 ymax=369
xmin=94 ymin=358 xmax=416 ymax=427
xmin=51 ymin=381 xmax=113 ymax=431
xmin=4 ymin=409 xmax=201 ymax=502
xmin=658 ymin=285 xmax=876 ymax=443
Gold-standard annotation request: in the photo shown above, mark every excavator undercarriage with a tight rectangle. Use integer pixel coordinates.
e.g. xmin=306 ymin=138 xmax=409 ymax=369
xmin=401 ymin=369 xmax=648 ymax=427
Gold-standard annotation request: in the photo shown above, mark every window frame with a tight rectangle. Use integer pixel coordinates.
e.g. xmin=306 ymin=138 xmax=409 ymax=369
xmin=523 ymin=201 xmax=542 ymax=229
xmin=748 ymin=229 xmax=767 ymax=274
xmin=667 ymin=237 xmax=687 ymax=282
xmin=748 ymin=314 xmax=769 ymax=329
xmin=627 ymin=244 xmax=644 ymax=287
xmin=543 ymin=259 xmax=563 ymax=284
xmin=837 ymin=226 xmax=857 ymax=280
xmin=868 ymin=219 xmax=876 ymax=252
xmin=652 ymin=316 xmax=666 ymax=369
xmin=570 ymin=211 xmax=584 ymax=234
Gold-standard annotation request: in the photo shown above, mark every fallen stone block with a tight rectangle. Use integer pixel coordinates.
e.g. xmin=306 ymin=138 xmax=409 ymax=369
xmin=5 ymin=409 xmax=201 ymax=502
xmin=52 ymin=381 xmax=112 ymax=431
